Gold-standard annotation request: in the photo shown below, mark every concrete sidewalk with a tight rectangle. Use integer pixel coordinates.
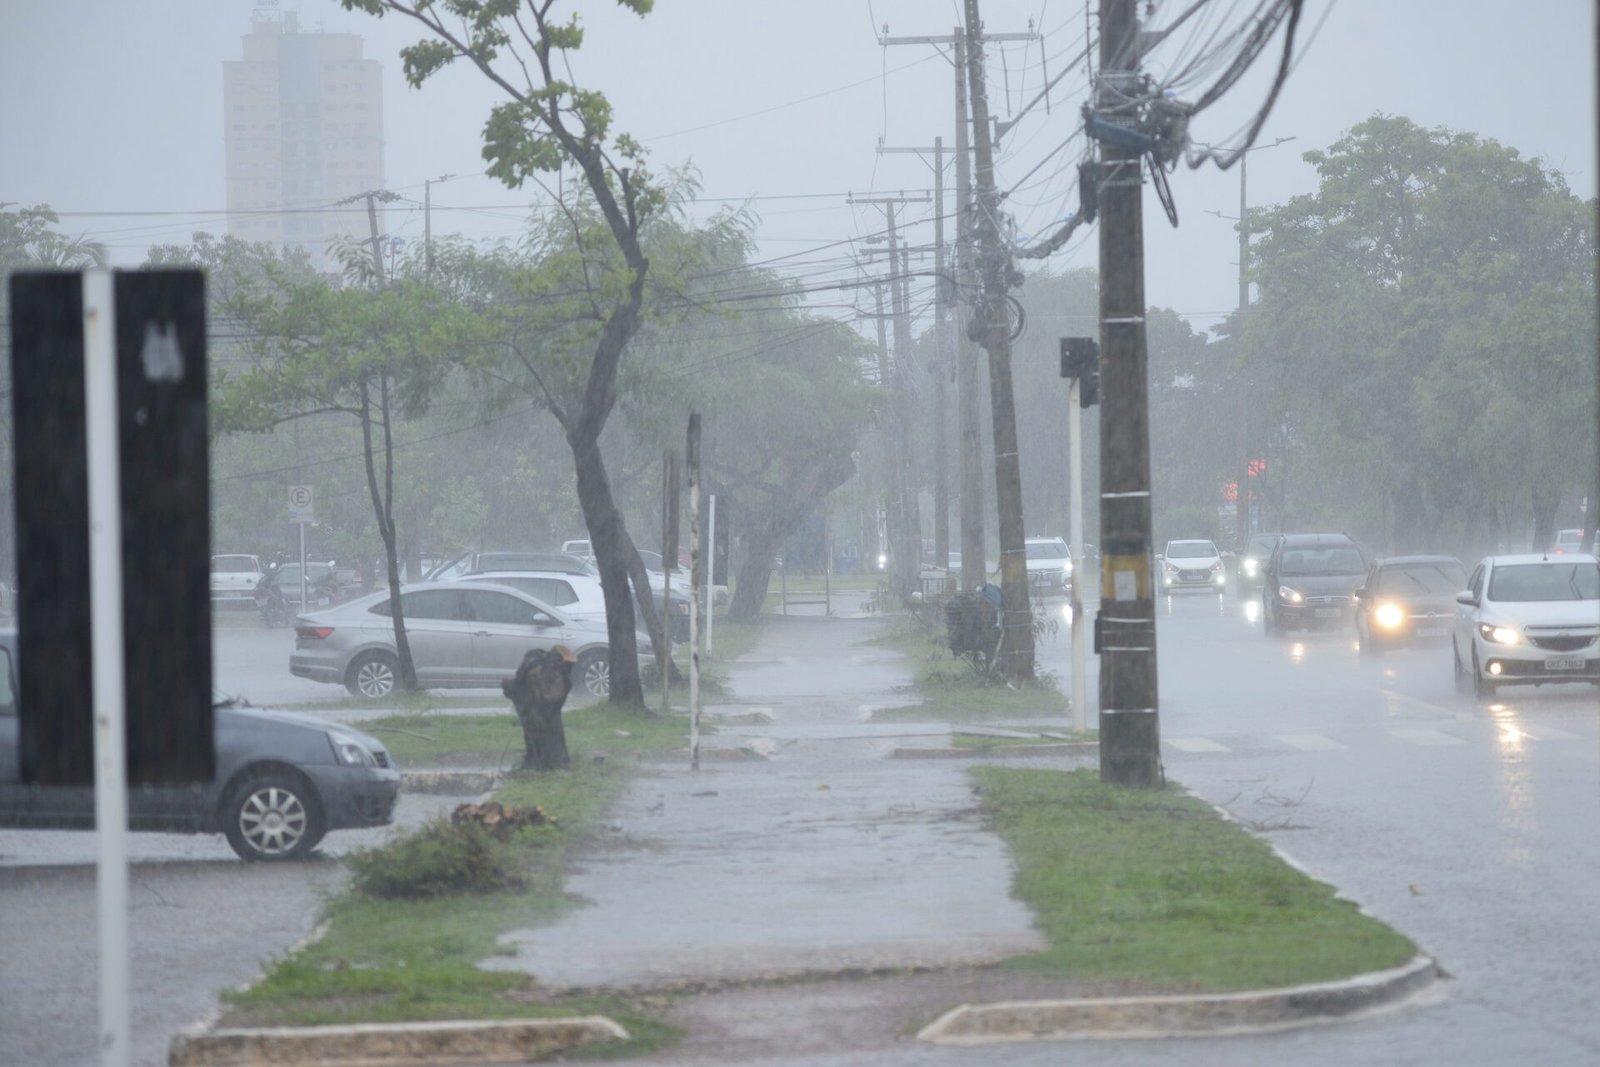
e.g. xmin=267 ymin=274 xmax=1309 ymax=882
xmin=482 ymin=612 xmax=1049 ymax=988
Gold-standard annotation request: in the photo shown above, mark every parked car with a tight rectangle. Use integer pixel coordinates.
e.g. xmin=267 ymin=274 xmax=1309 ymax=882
xmin=277 ymin=560 xmax=359 ymax=608
xmin=1551 ymin=528 xmax=1593 ymax=555
xmin=210 ymin=553 xmax=264 ymax=607
xmin=1353 ymin=555 xmax=1466 ymax=654
xmin=291 ymin=580 xmax=638 ymax=700
xmin=1261 ymin=533 xmax=1370 ymax=636
xmin=1159 ymin=539 xmax=1226 ymax=594
xmin=425 ymin=550 xmax=595 ymax=583
xmin=1023 ymin=537 xmax=1073 ymax=596
xmin=561 ymin=538 xmax=594 ymax=561
xmin=0 ymin=632 xmax=398 ymax=861
xmin=464 ymin=569 xmax=689 ymax=641
xmin=1452 ymin=554 xmax=1600 ymax=697
xmin=1235 ymin=533 xmax=1282 ymax=595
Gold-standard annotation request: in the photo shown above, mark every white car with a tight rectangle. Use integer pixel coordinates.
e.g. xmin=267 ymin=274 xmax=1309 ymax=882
xmin=465 ymin=570 xmax=691 ymax=641
xmin=1023 ymin=537 xmax=1073 ymax=596
xmin=1161 ymin=539 xmax=1226 ymax=594
xmin=210 ymin=553 xmax=264 ymax=606
xmin=1452 ymin=554 xmax=1600 ymax=697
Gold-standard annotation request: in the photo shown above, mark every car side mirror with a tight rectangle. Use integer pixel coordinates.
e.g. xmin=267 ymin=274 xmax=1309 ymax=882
xmin=1455 ymin=591 xmax=1477 ymax=607
xmin=1354 ymin=586 xmax=1368 ymax=599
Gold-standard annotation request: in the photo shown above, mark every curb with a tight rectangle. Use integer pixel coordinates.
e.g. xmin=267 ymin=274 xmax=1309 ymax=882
xmin=168 ymin=1016 xmax=629 ymax=1066
xmin=891 ymin=742 xmax=1098 ymax=760
xmin=917 ymin=954 xmax=1440 ymax=1044
xmin=401 ymin=769 xmax=502 ymax=795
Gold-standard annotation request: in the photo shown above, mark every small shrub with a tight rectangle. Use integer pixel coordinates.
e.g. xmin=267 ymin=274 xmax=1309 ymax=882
xmin=348 ymin=817 xmax=527 ymax=900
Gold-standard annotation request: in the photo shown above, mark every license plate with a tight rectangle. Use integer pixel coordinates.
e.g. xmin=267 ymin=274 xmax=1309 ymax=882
xmin=1546 ymin=656 xmax=1587 ymax=670
xmin=1313 ymin=607 xmax=1341 ymax=618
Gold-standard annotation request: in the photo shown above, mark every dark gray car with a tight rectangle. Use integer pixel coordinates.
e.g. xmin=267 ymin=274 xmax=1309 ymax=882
xmin=0 ymin=632 xmax=399 ymax=861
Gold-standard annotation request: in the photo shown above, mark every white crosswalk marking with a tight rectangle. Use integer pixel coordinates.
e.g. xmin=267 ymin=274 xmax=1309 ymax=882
xmin=1166 ymin=737 xmax=1230 ymax=753
xmin=1277 ymin=733 xmax=1346 ymax=751
xmin=1387 ymin=728 xmax=1466 ymax=746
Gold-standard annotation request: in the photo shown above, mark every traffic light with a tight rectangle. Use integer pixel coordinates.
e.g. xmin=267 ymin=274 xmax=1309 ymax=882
xmin=1059 ymin=336 xmax=1100 ymax=408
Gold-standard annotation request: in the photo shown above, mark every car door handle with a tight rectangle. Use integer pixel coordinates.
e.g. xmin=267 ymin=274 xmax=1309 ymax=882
xmin=474 ymin=630 xmax=492 ymax=637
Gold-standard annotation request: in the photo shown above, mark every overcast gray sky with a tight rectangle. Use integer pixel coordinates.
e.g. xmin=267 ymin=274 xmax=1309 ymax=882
xmin=3 ymin=0 xmax=1594 ymax=335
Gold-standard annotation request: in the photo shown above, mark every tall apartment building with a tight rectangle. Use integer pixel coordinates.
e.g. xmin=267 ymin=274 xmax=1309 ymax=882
xmin=223 ymin=7 xmax=384 ymax=272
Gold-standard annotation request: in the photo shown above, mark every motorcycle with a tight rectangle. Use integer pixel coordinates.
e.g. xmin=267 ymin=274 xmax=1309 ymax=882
xmin=253 ymin=566 xmax=291 ymax=628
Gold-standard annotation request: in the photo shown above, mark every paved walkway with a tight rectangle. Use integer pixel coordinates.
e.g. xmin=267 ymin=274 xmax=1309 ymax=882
xmin=483 ymin=613 xmax=1046 ymax=989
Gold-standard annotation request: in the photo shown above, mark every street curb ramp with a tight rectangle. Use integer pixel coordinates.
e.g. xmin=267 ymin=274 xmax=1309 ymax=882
xmin=918 ymin=954 xmax=1439 ymax=1044
xmin=168 ymin=1016 xmax=628 ymax=1066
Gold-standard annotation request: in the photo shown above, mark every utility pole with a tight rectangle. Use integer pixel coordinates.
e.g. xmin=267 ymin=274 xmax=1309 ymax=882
xmin=881 ymin=24 xmax=1034 ymax=595
xmin=850 ymin=194 xmax=931 ymax=598
xmin=1095 ymin=0 xmax=1162 ymax=787
xmin=423 ymin=173 xmax=454 ymax=280
xmin=964 ymin=0 xmax=1034 ymax=678
xmin=1224 ymin=138 xmax=1294 ymax=549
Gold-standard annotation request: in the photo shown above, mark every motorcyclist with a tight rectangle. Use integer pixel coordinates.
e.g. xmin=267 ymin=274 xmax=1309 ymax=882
xmin=253 ymin=563 xmax=290 ymax=627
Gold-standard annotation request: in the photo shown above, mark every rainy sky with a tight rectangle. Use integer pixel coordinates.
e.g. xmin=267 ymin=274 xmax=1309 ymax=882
xmin=2 ymin=0 xmax=1594 ymax=334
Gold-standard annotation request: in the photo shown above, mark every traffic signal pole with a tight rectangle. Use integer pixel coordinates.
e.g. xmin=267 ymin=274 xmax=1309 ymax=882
xmin=1095 ymin=0 xmax=1163 ymax=786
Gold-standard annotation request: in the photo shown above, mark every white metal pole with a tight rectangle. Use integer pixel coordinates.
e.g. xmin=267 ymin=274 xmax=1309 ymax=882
xmin=1068 ymin=381 xmax=1088 ymax=733
xmin=688 ymin=470 xmax=701 ymax=769
xmin=84 ymin=268 xmax=131 ymax=1067
xmin=704 ymin=494 xmax=715 ymax=655
xmin=298 ymin=521 xmax=307 ymax=612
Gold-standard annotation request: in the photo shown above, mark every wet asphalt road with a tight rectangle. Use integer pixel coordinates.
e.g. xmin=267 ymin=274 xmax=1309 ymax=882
xmin=4 ymin=597 xmax=1598 ymax=1066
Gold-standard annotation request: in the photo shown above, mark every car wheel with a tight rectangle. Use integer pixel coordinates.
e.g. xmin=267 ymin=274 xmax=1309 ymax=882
xmin=1471 ymin=646 xmax=1497 ymax=699
xmin=577 ymin=648 xmax=611 ymax=699
xmin=345 ymin=650 xmax=399 ymax=699
xmin=223 ymin=770 xmax=325 ymax=861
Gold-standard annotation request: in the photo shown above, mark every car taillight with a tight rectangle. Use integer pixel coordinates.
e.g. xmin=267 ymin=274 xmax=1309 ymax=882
xmin=296 ymin=626 xmax=334 ymax=640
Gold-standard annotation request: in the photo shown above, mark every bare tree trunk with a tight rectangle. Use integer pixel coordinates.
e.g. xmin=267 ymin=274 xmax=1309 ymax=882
xmin=358 ymin=369 xmax=417 ymax=691
xmin=570 ymin=432 xmax=645 ymax=707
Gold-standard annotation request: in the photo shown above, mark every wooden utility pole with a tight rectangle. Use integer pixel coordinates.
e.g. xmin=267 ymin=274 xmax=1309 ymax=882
xmin=1096 ymin=0 xmax=1162 ymax=787
xmin=686 ymin=416 xmax=702 ymax=770
xmin=963 ymin=0 xmax=1034 ymax=678
xmin=881 ymin=24 xmax=1034 ymax=595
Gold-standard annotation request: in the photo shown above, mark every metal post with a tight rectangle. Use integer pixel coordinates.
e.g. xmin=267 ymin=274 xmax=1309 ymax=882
xmin=705 ymin=494 xmax=716 ymax=655
xmin=84 ymin=268 xmax=130 ymax=1067
xmin=686 ymin=415 xmax=702 ymax=770
xmin=1069 ymin=380 xmax=1087 ymax=732
xmin=298 ymin=522 xmax=307 ymax=613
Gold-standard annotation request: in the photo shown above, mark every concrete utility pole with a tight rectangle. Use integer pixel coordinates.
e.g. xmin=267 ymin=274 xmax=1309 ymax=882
xmin=963 ymin=0 xmax=1035 ymax=678
xmin=1095 ymin=0 xmax=1162 ymax=787
xmin=423 ymin=173 xmax=453 ymax=280
xmin=877 ymin=141 xmax=953 ymax=567
xmin=851 ymin=193 xmax=931 ymax=598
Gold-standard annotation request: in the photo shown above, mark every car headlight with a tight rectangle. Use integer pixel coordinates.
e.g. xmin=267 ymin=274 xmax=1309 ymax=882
xmin=1374 ymin=603 xmax=1405 ymax=630
xmin=1063 ymin=561 xmax=1072 ymax=575
xmin=1278 ymin=586 xmax=1303 ymax=604
xmin=331 ymin=736 xmax=378 ymax=767
xmin=1210 ymin=561 xmax=1223 ymax=573
xmin=1478 ymin=622 xmax=1519 ymax=645
xmin=1243 ymin=559 xmax=1259 ymax=576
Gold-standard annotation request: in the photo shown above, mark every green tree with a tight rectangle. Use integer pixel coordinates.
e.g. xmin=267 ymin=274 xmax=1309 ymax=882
xmin=344 ymin=0 xmax=667 ymax=710
xmin=217 ymin=265 xmax=469 ymax=693
xmin=1245 ymin=116 xmax=1596 ymax=554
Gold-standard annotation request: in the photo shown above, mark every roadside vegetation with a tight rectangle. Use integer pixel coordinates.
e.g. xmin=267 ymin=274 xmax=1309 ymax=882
xmin=217 ymin=619 xmax=763 ymax=1044
xmin=867 ymin=613 xmax=1080 ymax=726
xmin=975 ymin=767 xmax=1418 ymax=990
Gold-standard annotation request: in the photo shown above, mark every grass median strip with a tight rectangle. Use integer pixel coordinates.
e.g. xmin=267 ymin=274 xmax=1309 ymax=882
xmin=868 ymin=615 xmax=1074 ymax=723
xmin=973 ymin=767 xmax=1417 ymax=991
xmin=218 ymin=707 xmax=692 ymax=1053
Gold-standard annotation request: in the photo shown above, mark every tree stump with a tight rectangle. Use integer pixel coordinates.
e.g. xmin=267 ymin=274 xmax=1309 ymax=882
xmin=502 ymin=646 xmax=576 ymax=771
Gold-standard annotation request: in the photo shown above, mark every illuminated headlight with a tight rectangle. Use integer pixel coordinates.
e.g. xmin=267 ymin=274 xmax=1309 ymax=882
xmin=1210 ymin=561 xmax=1223 ymax=573
xmin=1374 ymin=603 xmax=1405 ymax=630
xmin=1278 ymin=586 xmax=1303 ymax=604
xmin=1165 ymin=561 xmax=1179 ymax=573
xmin=332 ymin=736 xmax=378 ymax=767
xmin=1478 ymin=622 xmax=1519 ymax=645
xmin=876 ymin=553 xmax=888 ymax=569
xmin=1243 ymin=559 xmax=1259 ymax=577
xmin=1063 ymin=561 xmax=1072 ymax=575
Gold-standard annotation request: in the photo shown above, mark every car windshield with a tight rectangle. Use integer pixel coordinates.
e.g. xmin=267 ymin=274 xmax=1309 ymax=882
xmin=1166 ymin=541 xmax=1218 ymax=559
xmin=1279 ymin=546 xmax=1365 ymax=577
xmin=1488 ymin=562 xmax=1600 ymax=602
xmin=1375 ymin=562 xmax=1465 ymax=595
xmin=1025 ymin=541 xmax=1068 ymax=560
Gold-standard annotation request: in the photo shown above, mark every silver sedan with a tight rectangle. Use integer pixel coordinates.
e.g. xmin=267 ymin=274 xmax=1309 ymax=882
xmin=290 ymin=580 xmax=634 ymax=700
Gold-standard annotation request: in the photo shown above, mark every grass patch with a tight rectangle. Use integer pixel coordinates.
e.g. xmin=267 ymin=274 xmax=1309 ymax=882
xmin=866 ymin=615 xmax=1073 ymax=723
xmin=974 ymin=767 xmax=1417 ymax=991
xmin=366 ymin=701 xmax=693 ymax=769
xmin=220 ymin=699 xmax=694 ymax=1052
